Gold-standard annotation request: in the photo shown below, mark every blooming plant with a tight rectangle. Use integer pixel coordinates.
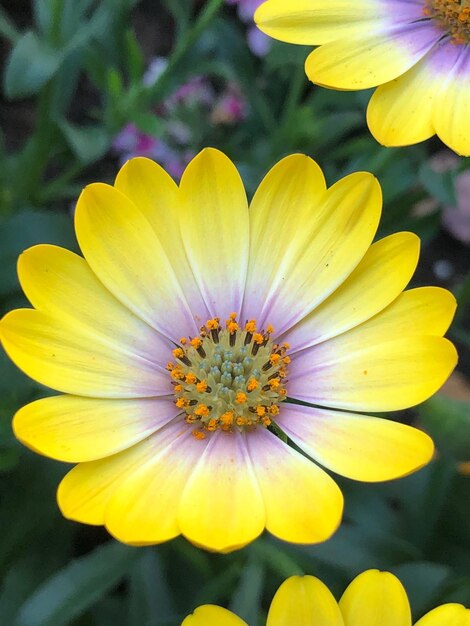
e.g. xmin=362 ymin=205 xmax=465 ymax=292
xmin=255 ymin=0 xmax=470 ymax=155
xmin=183 ymin=569 xmax=470 ymax=625
xmin=0 ymin=149 xmax=456 ymax=552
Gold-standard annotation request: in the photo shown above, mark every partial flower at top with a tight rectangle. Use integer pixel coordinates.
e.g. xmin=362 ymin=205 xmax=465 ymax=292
xmin=182 ymin=569 xmax=470 ymax=625
xmin=227 ymin=0 xmax=272 ymax=56
xmin=0 ymin=149 xmax=457 ymax=552
xmin=255 ymin=0 xmax=470 ymax=156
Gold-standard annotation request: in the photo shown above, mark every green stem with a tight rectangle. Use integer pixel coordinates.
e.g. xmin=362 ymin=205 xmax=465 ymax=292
xmin=141 ymin=0 xmax=225 ymax=108
xmin=251 ymin=540 xmax=304 ymax=578
xmin=270 ymin=63 xmax=306 ymax=155
xmin=454 ymin=271 xmax=470 ymax=320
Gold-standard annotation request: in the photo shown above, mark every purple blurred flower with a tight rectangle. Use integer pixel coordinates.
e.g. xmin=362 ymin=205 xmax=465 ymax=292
xmin=226 ymin=0 xmax=271 ymax=56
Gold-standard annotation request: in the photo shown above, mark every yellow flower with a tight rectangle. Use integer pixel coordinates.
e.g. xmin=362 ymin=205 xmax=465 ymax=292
xmin=182 ymin=569 xmax=470 ymax=626
xmin=255 ymin=0 xmax=470 ymax=156
xmin=0 ymin=149 xmax=457 ymax=552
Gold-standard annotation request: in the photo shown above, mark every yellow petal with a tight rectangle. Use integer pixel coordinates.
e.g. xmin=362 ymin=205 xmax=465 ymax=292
xmin=276 ymin=405 xmax=434 ymax=482
xmin=75 ymin=182 xmax=198 ymax=341
xmin=339 ymin=570 xmax=411 ymax=626
xmin=17 ymin=244 xmax=171 ymax=366
xmin=367 ymin=55 xmax=436 ymax=147
xmin=179 ymin=148 xmax=249 ymax=319
xmin=104 ymin=424 xmax=203 ymax=546
xmin=266 ymin=575 xmax=344 ymax=626
xmin=415 ymin=604 xmax=470 ymax=626
xmin=244 ymin=158 xmax=381 ymax=335
xmin=182 ymin=605 xmax=248 ymax=626
xmin=290 ymin=334 xmax=457 ymax=412
xmin=283 ymin=232 xmax=419 ymax=352
xmin=57 ymin=437 xmax=158 ymax=525
xmin=255 ymin=0 xmax=381 ymax=46
xmin=305 ymin=24 xmax=439 ymax=90
xmin=13 ymin=395 xmax=175 ymax=463
xmin=247 ymin=428 xmax=343 ymax=544
xmin=178 ymin=430 xmax=265 ymax=553
xmin=289 ymin=287 xmax=457 ymax=411
xmin=433 ymin=47 xmax=470 ymax=157
xmin=0 ymin=309 xmax=169 ymax=398
xmin=114 ymin=157 xmax=208 ymax=320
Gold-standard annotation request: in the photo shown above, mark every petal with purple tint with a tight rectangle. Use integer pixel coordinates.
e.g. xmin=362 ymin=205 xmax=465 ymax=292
xmin=179 ymin=149 xmax=249 ymax=321
xmin=14 ymin=395 xmax=176 ymax=463
xmin=243 ymin=157 xmax=381 ymax=334
xmin=75 ymin=183 xmax=199 ymax=341
xmin=276 ymin=404 xmax=434 ymax=482
xmin=368 ymin=40 xmax=463 ymax=147
xmin=281 ymin=232 xmax=419 ymax=352
xmin=305 ymin=21 xmax=441 ymax=90
xmin=433 ymin=45 xmax=470 ymax=157
xmin=246 ymin=427 xmax=343 ymax=544
xmin=178 ymin=429 xmax=265 ymax=552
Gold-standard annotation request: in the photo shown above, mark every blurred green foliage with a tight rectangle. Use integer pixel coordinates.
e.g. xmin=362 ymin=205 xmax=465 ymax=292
xmin=0 ymin=1 xmax=469 ymax=624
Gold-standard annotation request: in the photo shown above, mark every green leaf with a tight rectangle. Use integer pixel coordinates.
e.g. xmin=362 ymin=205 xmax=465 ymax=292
xmin=59 ymin=120 xmax=109 ymax=163
xmin=128 ymin=550 xmax=177 ymax=626
xmin=229 ymin=560 xmax=264 ymax=625
xmin=0 ymin=208 xmax=76 ymax=297
xmin=419 ymin=394 xmax=470 ymax=460
xmin=3 ymin=32 xmax=62 ymax=99
xmin=419 ymin=162 xmax=457 ymax=206
xmin=15 ymin=542 xmax=140 ymax=626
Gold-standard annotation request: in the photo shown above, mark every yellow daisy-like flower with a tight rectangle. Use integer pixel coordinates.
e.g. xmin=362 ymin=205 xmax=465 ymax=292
xmin=0 ymin=148 xmax=457 ymax=552
xmin=255 ymin=0 xmax=470 ymax=156
xmin=182 ymin=569 xmax=470 ymax=626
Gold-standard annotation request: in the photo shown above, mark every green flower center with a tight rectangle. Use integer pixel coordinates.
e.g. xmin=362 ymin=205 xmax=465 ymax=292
xmin=423 ymin=0 xmax=470 ymax=44
xmin=168 ymin=315 xmax=289 ymax=439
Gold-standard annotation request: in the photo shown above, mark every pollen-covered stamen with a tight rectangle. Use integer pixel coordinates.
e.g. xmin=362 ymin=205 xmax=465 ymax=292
xmin=170 ymin=315 xmax=289 ymax=439
xmin=423 ymin=0 xmax=470 ymax=44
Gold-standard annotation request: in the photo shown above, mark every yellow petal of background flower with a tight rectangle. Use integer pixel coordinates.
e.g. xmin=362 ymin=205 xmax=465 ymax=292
xmin=433 ymin=49 xmax=470 ymax=157
xmin=305 ymin=24 xmax=439 ymax=90
xmin=182 ymin=605 xmax=248 ymax=626
xmin=367 ymin=47 xmax=441 ymax=147
xmin=179 ymin=148 xmax=249 ymax=319
xmin=0 ymin=309 xmax=169 ymax=397
xmin=13 ymin=395 xmax=176 ymax=463
xmin=105 ymin=424 xmax=203 ymax=546
xmin=282 ymin=232 xmax=419 ymax=352
xmin=255 ymin=0 xmax=380 ymax=46
xmin=244 ymin=159 xmax=381 ymax=335
xmin=414 ymin=604 xmax=470 ymax=626
xmin=18 ymin=244 xmax=171 ymax=367
xmin=339 ymin=570 xmax=411 ymax=626
xmin=290 ymin=334 xmax=457 ymax=412
xmin=276 ymin=405 xmax=434 ymax=482
xmin=178 ymin=430 xmax=265 ymax=553
xmin=266 ymin=575 xmax=344 ymax=626
xmin=114 ymin=157 xmax=209 ymax=321
xmin=247 ymin=428 xmax=343 ymax=544
xmin=75 ymin=182 xmax=198 ymax=341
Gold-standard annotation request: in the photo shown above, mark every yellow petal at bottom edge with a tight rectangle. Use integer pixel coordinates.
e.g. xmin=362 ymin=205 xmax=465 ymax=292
xmin=414 ymin=604 xmax=470 ymax=626
xmin=177 ymin=429 xmax=265 ymax=553
xmin=339 ymin=570 xmax=411 ymax=626
xmin=266 ymin=575 xmax=344 ymax=626
xmin=181 ymin=605 xmax=247 ymax=626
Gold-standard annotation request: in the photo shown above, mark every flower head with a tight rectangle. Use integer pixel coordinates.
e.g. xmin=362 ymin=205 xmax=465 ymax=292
xmin=182 ymin=569 xmax=470 ymax=625
xmin=255 ymin=0 xmax=470 ymax=155
xmin=0 ymin=148 xmax=457 ymax=552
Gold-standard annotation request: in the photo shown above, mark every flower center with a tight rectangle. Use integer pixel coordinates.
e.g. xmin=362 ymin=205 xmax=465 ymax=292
xmin=167 ymin=314 xmax=289 ymax=439
xmin=423 ymin=0 xmax=470 ymax=44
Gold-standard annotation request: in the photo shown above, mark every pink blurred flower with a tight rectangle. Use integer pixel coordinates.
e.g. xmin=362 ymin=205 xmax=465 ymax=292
xmin=226 ymin=0 xmax=271 ymax=56
xmin=211 ymin=83 xmax=247 ymax=125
